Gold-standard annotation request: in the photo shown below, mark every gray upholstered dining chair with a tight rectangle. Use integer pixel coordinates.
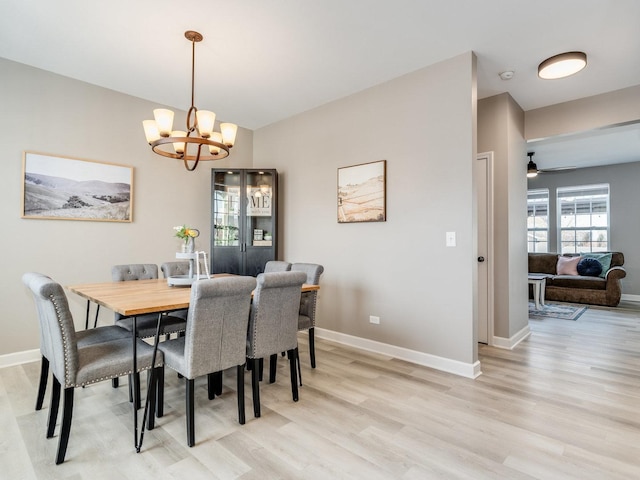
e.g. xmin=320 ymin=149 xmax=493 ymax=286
xmin=290 ymin=263 xmax=324 ymax=369
xmin=111 ymin=264 xmax=187 ymax=338
xmin=247 ymin=271 xmax=307 ymax=418
xmin=263 ymin=260 xmax=292 ymax=273
xmin=22 ymin=272 xmax=164 ymax=465
xmin=33 ymin=303 xmax=132 ymax=412
xmin=157 ymin=276 xmax=256 ymax=447
xmin=111 ymin=264 xmax=186 ymax=407
xmin=160 ymin=261 xmax=191 ymax=320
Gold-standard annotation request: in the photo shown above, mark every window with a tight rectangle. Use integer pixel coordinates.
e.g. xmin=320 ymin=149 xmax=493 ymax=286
xmin=557 ymin=184 xmax=609 ymax=253
xmin=527 ymin=189 xmax=549 ymax=252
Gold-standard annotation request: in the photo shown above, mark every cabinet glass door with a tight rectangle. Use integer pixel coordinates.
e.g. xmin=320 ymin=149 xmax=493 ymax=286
xmin=245 ymin=171 xmax=274 ymax=248
xmin=213 ymin=171 xmax=240 ymax=246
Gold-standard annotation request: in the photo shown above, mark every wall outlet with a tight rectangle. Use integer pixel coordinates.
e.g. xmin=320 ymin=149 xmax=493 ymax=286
xmin=369 ymin=315 xmax=380 ymax=324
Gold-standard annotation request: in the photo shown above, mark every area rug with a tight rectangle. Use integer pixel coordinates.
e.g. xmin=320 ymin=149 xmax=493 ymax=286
xmin=528 ymin=301 xmax=588 ymax=320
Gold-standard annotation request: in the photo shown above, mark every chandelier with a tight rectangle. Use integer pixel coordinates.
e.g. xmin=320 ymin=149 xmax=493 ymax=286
xmin=142 ymin=31 xmax=237 ymax=171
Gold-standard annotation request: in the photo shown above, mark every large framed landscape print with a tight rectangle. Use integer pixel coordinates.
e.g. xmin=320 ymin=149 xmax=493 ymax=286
xmin=22 ymin=152 xmax=133 ymax=222
xmin=338 ymin=160 xmax=386 ymax=223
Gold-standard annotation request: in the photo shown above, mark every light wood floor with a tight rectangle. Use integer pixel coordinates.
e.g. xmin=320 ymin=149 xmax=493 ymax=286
xmin=2 ymin=305 xmax=640 ymax=479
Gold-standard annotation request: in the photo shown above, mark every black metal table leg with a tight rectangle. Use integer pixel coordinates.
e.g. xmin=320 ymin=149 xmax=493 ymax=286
xmin=93 ymin=305 xmax=100 ymax=328
xmin=136 ymin=312 xmax=163 ymax=453
xmin=84 ymin=300 xmax=90 ymax=330
xmin=132 ymin=315 xmax=138 ymax=451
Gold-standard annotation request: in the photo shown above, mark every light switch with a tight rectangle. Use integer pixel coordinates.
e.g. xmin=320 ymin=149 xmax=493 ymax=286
xmin=446 ymin=231 xmax=456 ymax=247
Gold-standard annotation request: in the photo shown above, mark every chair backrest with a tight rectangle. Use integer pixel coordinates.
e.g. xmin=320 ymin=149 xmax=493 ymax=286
xmin=111 ymin=264 xmax=158 ymax=320
xmin=290 ymin=263 xmax=324 ymax=285
xmin=291 ymin=263 xmax=324 ymax=321
xmin=264 ymin=260 xmax=292 ymax=273
xmin=22 ymin=272 xmax=79 ymax=388
xmin=183 ymin=276 xmax=256 ymax=378
xmin=247 ymin=271 xmax=307 ymax=359
xmin=111 ymin=264 xmax=158 ymax=282
xmin=160 ymin=261 xmax=190 ymax=278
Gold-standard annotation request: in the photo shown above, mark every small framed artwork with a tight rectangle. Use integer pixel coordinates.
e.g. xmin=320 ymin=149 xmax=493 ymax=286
xmin=338 ymin=160 xmax=386 ymax=223
xmin=22 ymin=151 xmax=133 ymax=222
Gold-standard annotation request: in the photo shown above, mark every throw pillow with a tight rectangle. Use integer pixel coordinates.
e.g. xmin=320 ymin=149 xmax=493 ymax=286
xmin=577 ymin=257 xmax=603 ymax=277
xmin=581 ymin=253 xmax=612 ymax=278
xmin=557 ymin=255 xmax=581 ymax=275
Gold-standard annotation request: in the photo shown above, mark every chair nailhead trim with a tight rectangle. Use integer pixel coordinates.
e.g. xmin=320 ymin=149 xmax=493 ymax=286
xmin=74 ymin=365 xmax=157 ymax=387
xmin=50 ymin=294 xmax=73 ymax=386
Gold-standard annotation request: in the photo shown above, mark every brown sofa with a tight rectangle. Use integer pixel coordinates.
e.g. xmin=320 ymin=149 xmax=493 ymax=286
xmin=528 ymin=252 xmax=626 ymax=307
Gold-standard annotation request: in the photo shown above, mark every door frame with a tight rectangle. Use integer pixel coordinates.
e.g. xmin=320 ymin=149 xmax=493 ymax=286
xmin=477 ymin=152 xmax=495 ymax=345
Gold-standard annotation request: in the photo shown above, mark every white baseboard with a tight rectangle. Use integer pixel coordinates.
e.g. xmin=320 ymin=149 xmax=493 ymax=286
xmin=492 ymin=324 xmax=531 ymax=350
xmin=315 ymin=328 xmax=482 ymax=379
xmin=0 ymin=349 xmax=40 ymax=369
xmin=621 ymin=293 xmax=640 ymax=303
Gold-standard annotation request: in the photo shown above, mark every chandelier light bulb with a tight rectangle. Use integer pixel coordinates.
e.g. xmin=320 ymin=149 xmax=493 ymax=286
xmin=153 ymin=109 xmax=175 ymax=137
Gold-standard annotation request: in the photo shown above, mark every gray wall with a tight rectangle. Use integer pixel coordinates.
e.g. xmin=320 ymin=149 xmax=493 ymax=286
xmin=527 ymin=161 xmax=640 ymax=296
xmin=525 ymin=85 xmax=640 ymax=140
xmin=254 ymin=52 xmax=479 ymax=367
xmin=477 ymin=94 xmax=529 ymax=340
xmin=0 ymin=57 xmax=253 ymax=357
xmin=2 ymin=53 xmax=482 ymax=374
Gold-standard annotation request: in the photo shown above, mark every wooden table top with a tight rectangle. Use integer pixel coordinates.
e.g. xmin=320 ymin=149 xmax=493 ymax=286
xmin=67 ymin=276 xmax=319 ymax=317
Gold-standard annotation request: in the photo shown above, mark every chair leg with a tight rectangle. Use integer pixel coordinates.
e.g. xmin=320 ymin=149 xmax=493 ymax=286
xmin=156 ymin=367 xmax=164 ymax=418
xmin=287 ymin=349 xmax=299 ymax=402
xmin=47 ymin=375 xmax=61 ymax=438
xmin=296 ymin=348 xmax=302 ymax=387
xmin=36 ymin=356 xmax=49 ymax=411
xmin=214 ymin=371 xmax=223 ymax=396
xmin=309 ymin=327 xmax=316 ymax=368
xmin=112 ymin=377 xmax=119 ymax=388
xmin=133 ymin=372 xmax=141 ymax=410
xmin=258 ymin=358 xmax=264 ymax=382
xmin=207 ymin=373 xmax=216 ymax=400
xmin=55 ymin=387 xmax=74 ymax=465
xmin=146 ymin=368 xmax=158 ymax=431
xmin=237 ymin=365 xmax=245 ymax=425
xmin=269 ymin=354 xmax=277 ymax=384
xmin=186 ymin=379 xmax=195 ymax=447
xmin=251 ymin=359 xmax=261 ymax=418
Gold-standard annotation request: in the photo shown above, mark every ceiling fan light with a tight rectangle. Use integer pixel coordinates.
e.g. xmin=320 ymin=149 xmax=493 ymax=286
xmin=527 ymin=160 xmax=539 ymax=178
xmin=538 ymin=51 xmax=587 ymax=79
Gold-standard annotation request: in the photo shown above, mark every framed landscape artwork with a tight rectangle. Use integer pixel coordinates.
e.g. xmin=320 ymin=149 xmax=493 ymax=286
xmin=337 ymin=160 xmax=386 ymax=223
xmin=22 ymin=152 xmax=133 ymax=222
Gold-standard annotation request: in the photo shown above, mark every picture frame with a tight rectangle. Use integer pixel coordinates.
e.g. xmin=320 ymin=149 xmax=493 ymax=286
xmin=21 ymin=151 xmax=133 ymax=222
xmin=338 ymin=160 xmax=386 ymax=223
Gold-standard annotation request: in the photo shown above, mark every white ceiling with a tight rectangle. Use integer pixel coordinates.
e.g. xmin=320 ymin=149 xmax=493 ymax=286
xmin=1 ymin=0 xmax=639 ymax=167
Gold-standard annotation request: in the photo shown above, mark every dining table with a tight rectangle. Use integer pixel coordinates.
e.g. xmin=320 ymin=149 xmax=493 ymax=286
xmin=67 ymin=275 xmax=320 ymax=452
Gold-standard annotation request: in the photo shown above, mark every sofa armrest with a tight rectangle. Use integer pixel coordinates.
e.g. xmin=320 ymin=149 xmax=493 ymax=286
xmin=605 ymin=266 xmax=626 ymax=281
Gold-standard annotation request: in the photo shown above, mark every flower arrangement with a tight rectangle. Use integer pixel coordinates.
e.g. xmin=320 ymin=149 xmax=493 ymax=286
xmin=173 ymin=225 xmax=200 ymax=244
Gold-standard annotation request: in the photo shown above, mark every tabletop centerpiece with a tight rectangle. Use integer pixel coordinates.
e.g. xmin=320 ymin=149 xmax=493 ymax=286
xmin=174 ymin=225 xmax=200 ymax=253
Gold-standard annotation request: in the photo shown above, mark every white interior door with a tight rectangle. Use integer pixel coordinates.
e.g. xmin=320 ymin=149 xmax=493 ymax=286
xmin=476 ymin=152 xmax=494 ymax=345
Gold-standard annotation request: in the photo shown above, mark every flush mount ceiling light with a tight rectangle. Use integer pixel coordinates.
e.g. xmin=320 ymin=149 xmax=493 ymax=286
xmin=538 ymin=51 xmax=587 ymax=80
xmin=142 ymin=31 xmax=237 ymax=171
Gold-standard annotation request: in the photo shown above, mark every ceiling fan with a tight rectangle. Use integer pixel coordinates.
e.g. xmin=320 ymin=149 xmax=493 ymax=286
xmin=526 ymin=152 xmax=576 ymax=178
